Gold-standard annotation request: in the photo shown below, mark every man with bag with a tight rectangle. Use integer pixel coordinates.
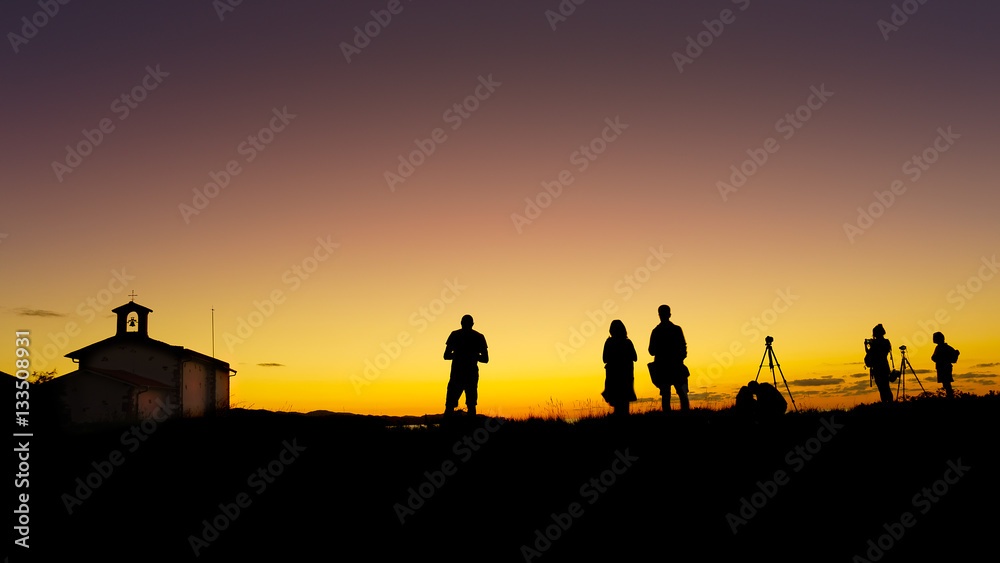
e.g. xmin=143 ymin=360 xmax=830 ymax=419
xmin=648 ymin=305 xmax=689 ymax=412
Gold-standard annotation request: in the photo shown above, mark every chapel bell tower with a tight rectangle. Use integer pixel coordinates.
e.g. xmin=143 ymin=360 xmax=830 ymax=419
xmin=113 ymin=299 xmax=152 ymax=338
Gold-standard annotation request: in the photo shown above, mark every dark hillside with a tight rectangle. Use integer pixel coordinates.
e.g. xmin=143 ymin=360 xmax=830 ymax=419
xmin=25 ymin=394 xmax=999 ymax=562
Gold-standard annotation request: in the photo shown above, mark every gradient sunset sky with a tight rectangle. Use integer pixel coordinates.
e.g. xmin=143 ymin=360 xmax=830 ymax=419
xmin=3 ymin=0 xmax=998 ymax=417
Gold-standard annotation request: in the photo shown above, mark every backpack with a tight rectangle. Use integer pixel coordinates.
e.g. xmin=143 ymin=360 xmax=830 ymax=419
xmin=939 ymin=343 xmax=959 ymax=364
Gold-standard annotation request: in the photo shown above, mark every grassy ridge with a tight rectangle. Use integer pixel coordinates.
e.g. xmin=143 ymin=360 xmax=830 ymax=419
xmin=27 ymin=392 xmax=999 ymax=562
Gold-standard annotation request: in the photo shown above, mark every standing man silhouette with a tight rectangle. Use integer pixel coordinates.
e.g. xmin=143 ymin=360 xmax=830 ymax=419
xmin=649 ymin=305 xmax=689 ymax=412
xmin=444 ymin=314 xmax=489 ymax=417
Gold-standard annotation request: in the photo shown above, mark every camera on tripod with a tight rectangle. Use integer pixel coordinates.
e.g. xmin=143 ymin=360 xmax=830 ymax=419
xmin=889 ymin=345 xmax=908 ymax=382
xmin=755 ymin=336 xmax=797 ymax=411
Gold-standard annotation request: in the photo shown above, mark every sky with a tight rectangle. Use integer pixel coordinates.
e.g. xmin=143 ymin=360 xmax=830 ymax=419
xmin=3 ymin=0 xmax=999 ymax=418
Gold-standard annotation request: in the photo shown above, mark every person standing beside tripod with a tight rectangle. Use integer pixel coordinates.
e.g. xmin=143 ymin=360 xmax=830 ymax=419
xmin=864 ymin=324 xmax=894 ymax=404
xmin=931 ymin=331 xmax=959 ymax=399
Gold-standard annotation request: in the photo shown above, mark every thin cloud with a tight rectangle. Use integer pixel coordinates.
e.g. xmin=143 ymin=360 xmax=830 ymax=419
xmin=974 ymin=362 xmax=999 ymax=368
xmin=790 ymin=378 xmax=845 ymax=387
xmin=964 ymin=379 xmax=997 ymax=386
xmin=688 ymin=391 xmax=729 ymax=402
xmin=15 ymin=308 xmax=66 ymax=318
xmin=257 ymin=363 xmax=285 ymax=368
xmin=838 ymin=380 xmax=875 ymax=395
xmin=955 ymin=372 xmax=997 ymax=379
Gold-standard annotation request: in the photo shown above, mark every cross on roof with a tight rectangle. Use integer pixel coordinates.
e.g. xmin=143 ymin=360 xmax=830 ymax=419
xmin=129 ymin=290 xmax=138 ymax=302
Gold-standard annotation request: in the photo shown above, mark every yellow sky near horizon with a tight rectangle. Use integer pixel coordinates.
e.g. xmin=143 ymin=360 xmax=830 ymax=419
xmin=4 ymin=0 xmax=999 ymax=420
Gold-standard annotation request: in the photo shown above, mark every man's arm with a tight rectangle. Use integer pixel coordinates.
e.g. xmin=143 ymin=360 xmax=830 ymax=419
xmin=479 ymin=336 xmax=489 ymax=363
xmin=444 ymin=333 xmax=455 ymax=360
xmin=678 ymin=327 xmax=687 ymax=360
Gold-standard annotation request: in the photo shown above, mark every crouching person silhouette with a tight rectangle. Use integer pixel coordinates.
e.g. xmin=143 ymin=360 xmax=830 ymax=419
xmin=734 ymin=381 xmax=756 ymax=417
xmin=749 ymin=380 xmax=787 ymax=420
xmin=444 ymin=315 xmax=489 ymax=417
xmin=602 ymin=320 xmax=638 ymax=418
xmin=931 ymin=332 xmax=959 ymax=399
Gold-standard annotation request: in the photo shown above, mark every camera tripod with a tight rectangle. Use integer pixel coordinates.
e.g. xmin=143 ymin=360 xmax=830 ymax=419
xmin=755 ymin=336 xmax=798 ymax=411
xmin=892 ymin=345 xmax=926 ymax=401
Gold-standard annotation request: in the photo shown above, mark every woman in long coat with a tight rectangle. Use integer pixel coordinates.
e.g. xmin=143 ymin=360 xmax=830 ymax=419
xmin=602 ymin=320 xmax=638 ymax=417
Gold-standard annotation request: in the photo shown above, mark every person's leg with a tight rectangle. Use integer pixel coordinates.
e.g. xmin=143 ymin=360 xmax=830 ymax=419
xmin=614 ymin=401 xmax=628 ymax=417
xmin=445 ymin=377 xmax=461 ymax=414
xmin=677 ymin=379 xmax=690 ymax=412
xmin=661 ymin=389 xmax=670 ymax=411
xmin=876 ymin=375 xmax=893 ymax=403
xmin=466 ymin=373 xmax=479 ymax=416
xmin=943 ymin=380 xmax=953 ymax=399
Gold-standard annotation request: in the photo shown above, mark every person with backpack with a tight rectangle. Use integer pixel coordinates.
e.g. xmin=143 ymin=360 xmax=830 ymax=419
xmin=931 ymin=332 xmax=959 ymax=399
xmin=865 ymin=324 xmax=894 ymax=404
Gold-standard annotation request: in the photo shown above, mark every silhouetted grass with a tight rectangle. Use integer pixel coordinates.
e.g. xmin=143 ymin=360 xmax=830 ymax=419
xmin=30 ymin=392 xmax=999 ymax=562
